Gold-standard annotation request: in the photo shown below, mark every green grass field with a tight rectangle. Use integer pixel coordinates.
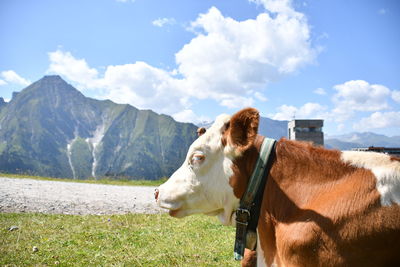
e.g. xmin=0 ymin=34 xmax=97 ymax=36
xmin=0 ymin=213 xmax=238 ymax=266
xmin=0 ymin=173 xmax=167 ymax=187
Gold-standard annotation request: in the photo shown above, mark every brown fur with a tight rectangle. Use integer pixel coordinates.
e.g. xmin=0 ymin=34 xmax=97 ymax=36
xmin=228 ymin=134 xmax=264 ymax=199
xmin=197 ymin=127 xmax=206 ymax=136
xmin=390 ymin=155 xmax=400 ymax=162
xmin=226 ymin=107 xmax=259 ymax=153
xmin=226 ymin=108 xmax=400 ymax=267
xmin=224 ymin=108 xmax=261 ymax=199
xmin=242 ymin=249 xmax=257 ymax=267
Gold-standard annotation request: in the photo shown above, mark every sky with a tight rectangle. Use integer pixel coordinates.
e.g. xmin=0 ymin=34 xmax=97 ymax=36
xmin=1 ymin=0 xmax=399 ymax=136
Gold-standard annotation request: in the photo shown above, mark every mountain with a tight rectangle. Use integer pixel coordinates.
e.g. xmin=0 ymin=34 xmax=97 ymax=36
xmin=197 ymin=121 xmax=213 ymax=129
xmin=198 ymin=116 xmax=288 ymax=140
xmin=258 ymin=118 xmax=400 ymax=150
xmin=1 ymin=76 xmax=397 ymax=179
xmin=323 ymin=139 xmax=363 ymax=150
xmin=0 ymin=97 xmax=6 ymax=109
xmin=0 ymin=76 xmax=197 ymax=180
xmin=325 ymin=132 xmax=400 ymax=150
xmin=258 ymin=117 xmax=288 ymax=140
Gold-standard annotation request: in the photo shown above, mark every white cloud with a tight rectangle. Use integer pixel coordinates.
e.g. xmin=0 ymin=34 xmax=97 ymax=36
xmin=176 ymin=5 xmax=316 ymax=106
xmin=0 ymin=79 xmax=6 ymax=86
xmin=392 ymin=90 xmax=400 ymax=103
xmin=330 ymin=106 xmax=353 ymax=123
xmin=300 ymin=102 xmax=328 ymax=116
xmin=333 ymin=80 xmax=391 ymax=112
xmin=47 ymin=50 xmax=190 ymax=115
xmin=48 ymin=50 xmax=100 ymax=89
xmin=330 ymin=80 xmax=392 ymax=123
xmin=100 ymin=62 xmax=188 ymax=114
xmin=337 ymin=123 xmax=345 ymax=132
xmin=271 ymin=102 xmax=327 ymax=120
xmin=254 ymin=92 xmax=268 ymax=102
xmin=354 ymin=111 xmax=400 ymax=130
xmin=219 ymin=96 xmax=254 ymax=109
xmin=152 ymin=18 xmax=176 ymax=27
xmin=270 ymin=80 xmax=398 ymax=133
xmin=172 ymin=109 xmax=211 ymax=124
xmin=313 ymin=87 xmax=326 ymax=95
xmin=1 ymin=70 xmax=31 ymax=86
xmin=271 ymin=104 xmax=297 ymax=120
xmin=46 ymin=2 xmax=317 ymax=121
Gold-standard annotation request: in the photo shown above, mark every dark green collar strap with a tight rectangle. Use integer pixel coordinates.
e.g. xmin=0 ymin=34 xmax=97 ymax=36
xmin=234 ymin=137 xmax=276 ymax=261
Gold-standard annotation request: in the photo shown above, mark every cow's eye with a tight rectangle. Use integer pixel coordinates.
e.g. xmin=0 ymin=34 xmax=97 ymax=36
xmin=191 ymin=153 xmax=205 ymax=165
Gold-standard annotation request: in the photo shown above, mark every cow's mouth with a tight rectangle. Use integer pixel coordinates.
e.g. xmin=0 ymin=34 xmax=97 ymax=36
xmin=204 ymin=209 xmax=224 ymax=216
xmin=168 ymin=209 xmax=183 ymax=217
xmin=169 ymin=209 xmax=178 ymax=216
xmin=167 ymin=207 xmax=225 ymax=219
xmin=158 ymin=199 xmax=182 ymax=210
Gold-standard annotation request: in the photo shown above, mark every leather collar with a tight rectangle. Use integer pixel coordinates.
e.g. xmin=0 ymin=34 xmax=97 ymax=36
xmin=234 ymin=137 xmax=276 ymax=260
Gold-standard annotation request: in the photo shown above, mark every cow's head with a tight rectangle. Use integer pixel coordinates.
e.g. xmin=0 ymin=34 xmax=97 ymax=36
xmin=156 ymin=108 xmax=259 ymax=225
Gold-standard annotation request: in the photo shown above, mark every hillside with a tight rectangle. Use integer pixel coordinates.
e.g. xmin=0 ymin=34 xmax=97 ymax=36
xmin=0 ymin=76 xmax=197 ymax=180
xmin=258 ymin=117 xmax=288 ymax=140
xmin=1 ymin=76 xmax=398 ymax=179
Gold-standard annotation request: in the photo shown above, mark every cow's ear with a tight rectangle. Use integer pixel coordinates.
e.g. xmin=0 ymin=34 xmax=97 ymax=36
xmin=226 ymin=108 xmax=259 ymax=152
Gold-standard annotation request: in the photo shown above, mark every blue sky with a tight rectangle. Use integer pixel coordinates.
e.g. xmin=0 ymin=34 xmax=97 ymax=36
xmin=1 ymin=0 xmax=399 ymax=136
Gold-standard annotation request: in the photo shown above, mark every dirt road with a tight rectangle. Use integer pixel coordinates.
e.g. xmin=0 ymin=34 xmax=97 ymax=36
xmin=0 ymin=177 xmax=164 ymax=215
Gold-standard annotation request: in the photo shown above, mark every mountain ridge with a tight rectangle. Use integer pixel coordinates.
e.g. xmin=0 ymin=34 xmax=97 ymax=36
xmin=1 ymin=76 xmax=398 ymax=179
xmin=0 ymin=76 xmax=198 ymax=180
xmin=325 ymin=132 xmax=400 ymax=150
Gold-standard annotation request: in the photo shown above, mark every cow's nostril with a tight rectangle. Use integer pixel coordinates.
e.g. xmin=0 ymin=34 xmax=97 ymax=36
xmin=154 ymin=188 xmax=159 ymax=201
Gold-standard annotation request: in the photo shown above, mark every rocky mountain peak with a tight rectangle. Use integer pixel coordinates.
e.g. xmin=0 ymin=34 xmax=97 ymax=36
xmin=42 ymin=74 xmax=63 ymax=80
xmin=34 ymin=75 xmax=79 ymax=93
xmin=0 ymin=97 xmax=6 ymax=107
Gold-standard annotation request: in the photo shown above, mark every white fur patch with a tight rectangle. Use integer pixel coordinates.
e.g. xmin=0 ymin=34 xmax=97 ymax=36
xmin=341 ymin=151 xmax=400 ymax=206
xmin=257 ymin=230 xmax=267 ymax=267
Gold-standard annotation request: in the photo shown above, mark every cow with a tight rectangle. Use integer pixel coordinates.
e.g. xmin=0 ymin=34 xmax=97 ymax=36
xmin=156 ymin=107 xmax=400 ymax=267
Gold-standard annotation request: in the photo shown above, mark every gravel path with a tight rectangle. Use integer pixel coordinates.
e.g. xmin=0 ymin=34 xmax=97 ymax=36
xmin=0 ymin=177 xmax=165 ymax=215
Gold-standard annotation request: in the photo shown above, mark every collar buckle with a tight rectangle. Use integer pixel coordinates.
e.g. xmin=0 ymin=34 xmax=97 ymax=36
xmin=235 ymin=208 xmax=250 ymax=226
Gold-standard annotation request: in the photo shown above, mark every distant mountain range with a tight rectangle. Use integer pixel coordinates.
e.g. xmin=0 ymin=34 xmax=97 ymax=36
xmin=198 ymin=116 xmax=289 ymax=141
xmin=325 ymin=132 xmax=400 ymax=150
xmin=0 ymin=76 xmax=197 ymax=180
xmin=0 ymin=76 xmax=398 ymax=180
xmin=202 ymin=117 xmax=400 ymax=151
xmin=257 ymin=119 xmax=400 ymax=150
xmin=258 ymin=117 xmax=288 ymax=140
xmin=258 ymin=117 xmax=400 ymax=151
xmin=0 ymin=97 xmax=6 ymax=108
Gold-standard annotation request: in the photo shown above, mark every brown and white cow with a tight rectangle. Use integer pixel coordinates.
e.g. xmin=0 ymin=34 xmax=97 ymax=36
xmin=156 ymin=108 xmax=400 ymax=267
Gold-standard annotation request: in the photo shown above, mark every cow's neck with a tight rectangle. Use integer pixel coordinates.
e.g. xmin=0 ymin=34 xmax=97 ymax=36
xmin=267 ymin=139 xmax=352 ymax=214
xmin=229 ymin=134 xmax=267 ymax=199
xmin=229 ymin=137 xmax=352 ymax=265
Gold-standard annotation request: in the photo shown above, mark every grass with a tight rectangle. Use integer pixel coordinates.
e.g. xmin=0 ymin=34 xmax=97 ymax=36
xmin=0 ymin=173 xmax=167 ymax=187
xmin=0 ymin=213 xmax=238 ymax=266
